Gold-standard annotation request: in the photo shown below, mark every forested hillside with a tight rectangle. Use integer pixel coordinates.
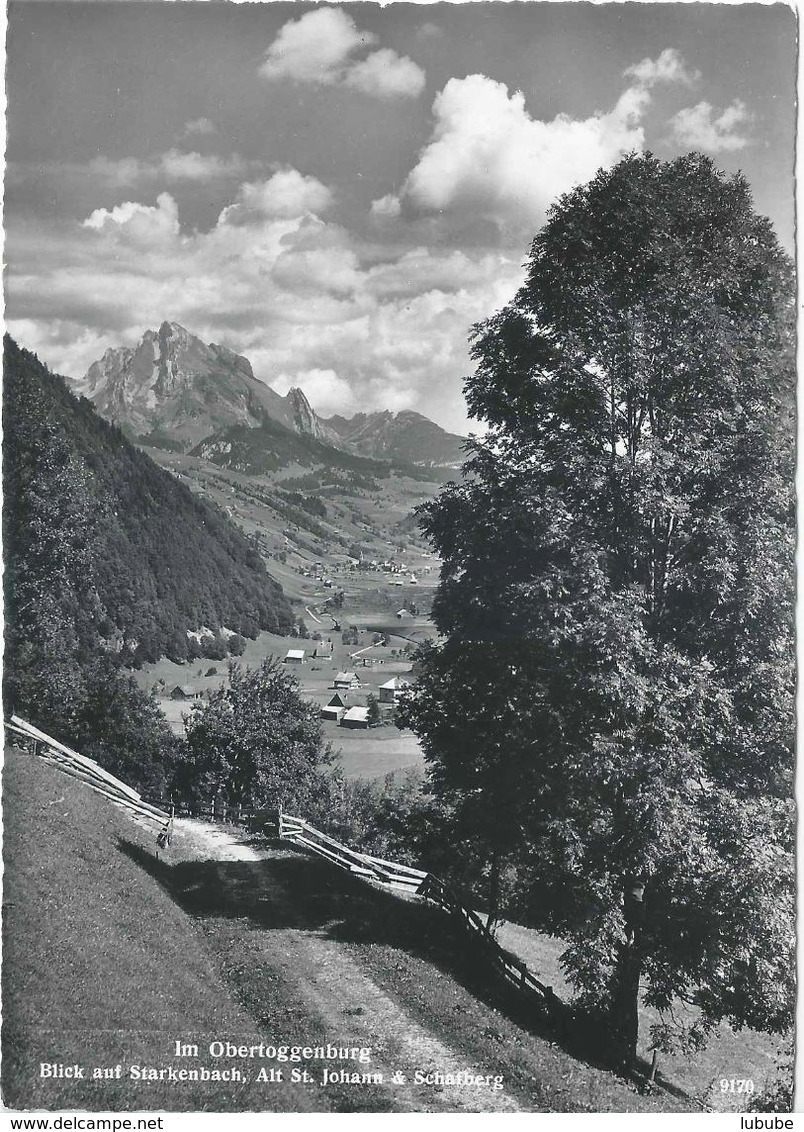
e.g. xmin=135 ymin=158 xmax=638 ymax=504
xmin=3 ymin=336 xmax=294 ymax=675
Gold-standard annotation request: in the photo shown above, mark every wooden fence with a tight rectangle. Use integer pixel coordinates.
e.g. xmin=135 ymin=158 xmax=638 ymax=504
xmin=278 ymin=811 xmax=562 ymax=1017
xmin=417 ymin=872 xmax=564 ymax=1016
xmin=158 ymin=798 xmax=253 ymax=827
xmin=7 ymin=715 xmax=173 ymax=838
xmin=279 ymin=812 xmax=427 ymax=890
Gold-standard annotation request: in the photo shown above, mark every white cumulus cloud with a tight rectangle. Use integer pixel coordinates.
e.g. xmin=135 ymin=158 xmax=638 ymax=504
xmin=158 ymin=149 xmax=246 ymax=182
xmin=259 ymin=8 xmax=424 ymax=100
xmin=85 ymin=149 xmax=246 ymax=186
xmin=345 ymin=48 xmax=426 ymax=100
xmin=370 ymin=193 xmax=402 ymax=220
xmin=182 ymin=117 xmax=217 ymax=137
xmin=259 ymin=8 xmax=368 ymax=85
xmin=373 ymin=50 xmax=701 ymax=241
xmin=669 ymin=99 xmax=752 ymax=152
xmin=624 ymin=47 xmax=700 ymax=87
xmin=271 ymin=368 xmax=359 ymax=416
xmin=82 ymin=192 xmax=180 ymax=245
xmin=222 ymin=169 xmax=334 ymax=223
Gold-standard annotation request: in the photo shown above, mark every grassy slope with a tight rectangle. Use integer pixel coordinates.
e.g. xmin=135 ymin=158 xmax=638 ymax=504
xmin=144 ymin=448 xmax=442 ymax=580
xmin=1 ymin=749 xmax=315 ymax=1113
xmin=491 ymin=923 xmax=783 ymax=1112
xmin=3 ymin=749 xmax=687 ymax=1114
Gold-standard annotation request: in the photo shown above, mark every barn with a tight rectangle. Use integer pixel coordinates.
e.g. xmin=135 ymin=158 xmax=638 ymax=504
xmin=341 ymin=706 xmax=369 ymax=729
xmin=321 ymin=693 xmax=347 ymax=722
xmin=169 ymin=684 xmax=200 ymax=701
xmin=284 ymin=649 xmax=306 ymax=664
xmin=313 ymin=641 xmax=333 ymax=658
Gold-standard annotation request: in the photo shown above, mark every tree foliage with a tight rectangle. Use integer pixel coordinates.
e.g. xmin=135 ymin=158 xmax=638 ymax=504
xmin=182 ymin=659 xmax=331 ymax=811
xmin=366 ymin=693 xmax=381 ymax=728
xmin=399 ymin=153 xmax=794 ymax=1059
xmin=302 ymin=768 xmax=431 ymax=865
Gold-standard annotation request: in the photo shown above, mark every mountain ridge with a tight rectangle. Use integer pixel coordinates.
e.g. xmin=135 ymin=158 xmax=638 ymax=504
xmin=324 ymin=409 xmax=466 ymax=468
xmin=76 ymin=323 xmax=466 ymax=468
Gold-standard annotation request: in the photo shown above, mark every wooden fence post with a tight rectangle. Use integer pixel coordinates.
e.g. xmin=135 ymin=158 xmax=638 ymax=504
xmin=648 ymin=1049 xmax=659 ymax=1083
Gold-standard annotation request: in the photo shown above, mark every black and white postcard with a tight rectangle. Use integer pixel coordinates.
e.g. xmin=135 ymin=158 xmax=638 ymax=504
xmin=2 ymin=1 xmax=796 ymax=1119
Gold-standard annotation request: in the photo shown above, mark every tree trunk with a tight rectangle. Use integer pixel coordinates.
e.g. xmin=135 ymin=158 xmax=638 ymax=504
xmin=611 ymin=928 xmax=642 ymax=1070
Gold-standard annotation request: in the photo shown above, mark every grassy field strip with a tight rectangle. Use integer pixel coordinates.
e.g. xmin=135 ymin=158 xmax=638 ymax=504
xmin=1 ymin=749 xmax=316 ymax=1112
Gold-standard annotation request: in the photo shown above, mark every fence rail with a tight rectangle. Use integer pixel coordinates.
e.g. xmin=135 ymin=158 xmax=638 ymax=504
xmin=279 ymin=812 xmax=427 ymax=889
xmin=278 ymin=810 xmax=561 ymax=1016
xmin=7 ymin=715 xmax=172 ymax=835
xmin=418 ymin=872 xmax=562 ymax=1011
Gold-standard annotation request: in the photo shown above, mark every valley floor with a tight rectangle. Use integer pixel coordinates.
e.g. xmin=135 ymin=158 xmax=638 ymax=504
xmin=136 ymin=627 xmax=428 ymax=780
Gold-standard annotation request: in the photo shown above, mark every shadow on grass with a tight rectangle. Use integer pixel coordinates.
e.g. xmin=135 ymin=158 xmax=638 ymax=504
xmin=116 ymin=837 xmax=679 ymax=1099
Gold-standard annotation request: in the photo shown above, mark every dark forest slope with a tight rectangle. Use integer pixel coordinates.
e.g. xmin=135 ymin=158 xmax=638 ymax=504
xmin=3 ymin=336 xmax=295 ymax=673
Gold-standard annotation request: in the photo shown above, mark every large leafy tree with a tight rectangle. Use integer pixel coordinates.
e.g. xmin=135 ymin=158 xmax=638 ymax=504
xmin=182 ymin=658 xmax=331 ymax=812
xmin=399 ymin=153 xmax=794 ymax=1065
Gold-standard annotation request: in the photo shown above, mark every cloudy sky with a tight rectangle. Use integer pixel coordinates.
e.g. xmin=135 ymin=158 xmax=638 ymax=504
xmin=6 ymin=1 xmax=796 ymax=434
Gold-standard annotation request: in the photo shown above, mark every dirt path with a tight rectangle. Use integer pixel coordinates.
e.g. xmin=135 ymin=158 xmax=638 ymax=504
xmin=171 ymin=819 xmax=520 ymax=1113
xmin=174 ymin=817 xmax=267 ymax=861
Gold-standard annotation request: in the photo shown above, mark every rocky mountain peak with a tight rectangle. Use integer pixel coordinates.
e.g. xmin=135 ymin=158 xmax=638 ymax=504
xmin=76 ymin=323 xmax=341 ymax=453
xmin=77 ymin=322 xmax=465 ymax=467
xmin=285 ymin=387 xmax=324 ymax=439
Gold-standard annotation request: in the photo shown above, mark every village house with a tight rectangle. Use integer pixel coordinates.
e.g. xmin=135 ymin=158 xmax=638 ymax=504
xmin=169 ymin=684 xmax=202 ymax=701
xmin=333 ymin=671 xmax=360 ymax=690
xmin=379 ymin=677 xmax=409 ymax=704
xmin=313 ymin=641 xmax=333 ymax=658
xmin=341 ymin=706 xmax=369 ymax=729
